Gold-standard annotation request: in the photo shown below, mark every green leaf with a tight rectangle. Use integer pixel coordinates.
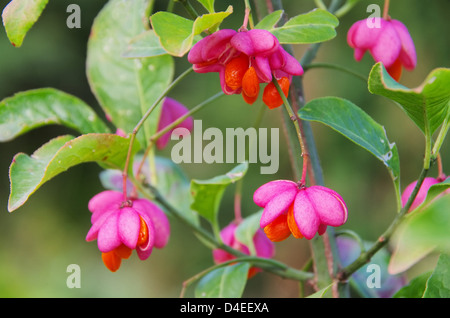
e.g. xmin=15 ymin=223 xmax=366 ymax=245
xmin=196 ymin=0 xmax=215 ymax=13
xmin=423 ymin=177 xmax=450 ymax=206
xmin=234 ymin=211 xmax=263 ymax=255
xmin=254 ymin=10 xmax=284 ymax=30
xmin=336 ymin=236 xmax=406 ymax=298
xmin=122 ymin=30 xmax=168 ymax=59
xmin=193 ymin=7 xmax=232 ymax=35
xmin=0 ymin=88 xmax=110 ymax=142
xmin=389 ymin=195 xmax=450 ymax=274
xmin=86 ymin=0 xmax=174 ymax=149
xmin=424 ymin=177 xmax=450 ymax=204
xmin=423 ymin=253 xmax=450 ymax=298
xmin=2 ymin=0 xmax=48 ymax=47
xmin=299 ymin=97 xmax=401 ymax=203
xmin=307 ymin=282 xmax=335 ymax=298
xmin=150 ymin=12 xmax=193 ymax=57
xmin=393 ymin=271 xmax=432 ymax=298
xmin=368 ymin=63 xmax=450 ymax=136
xmin=150 ymin=6 xmax=233 ymax=57
xmin=195 ymin=263 xmax=250 ymax=298
xmin=270 ymin=9 xmax=339 ymax=44
xmin=8 ymin=133 xmax=139 ymax=212
xmin=190 ymin=162 xmax=248 ymax=227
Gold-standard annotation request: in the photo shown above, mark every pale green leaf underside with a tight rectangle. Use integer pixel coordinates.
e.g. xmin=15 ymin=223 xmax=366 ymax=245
xmin=0 ymin=88 xmax=110 ymax=142
xmin=8 ymin=133 xmax=138 ymax=212
xmin=2 ymin=0 xmax=48 ymax=47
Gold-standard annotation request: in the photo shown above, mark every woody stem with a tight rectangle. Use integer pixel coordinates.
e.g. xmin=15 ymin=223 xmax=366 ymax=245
xmin=338 ymin=166 xmax=429 ymax=281
xmin=241 ymin=0 xmax=254 ymax=31
xmin=147 ymin=183 xmax=314 ymax=283
xmin=134 ymin=91 xmax=224 ymax=182
xmin=122 ymin=67 xmax=194 ymax=199
xmin=269 ymin=0 xmax=345 ymax=297
xmin=437 ymin=153 xmax=445 ymax=180
xmin=272 ymin=76 xmax=309 ymax=185
xmin=383 ymin=0 xmax=390 ymax=20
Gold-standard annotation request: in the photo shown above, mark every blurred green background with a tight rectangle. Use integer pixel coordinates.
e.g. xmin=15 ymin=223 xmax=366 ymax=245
xmin=0 ymin=0 xmax=448 ymax=297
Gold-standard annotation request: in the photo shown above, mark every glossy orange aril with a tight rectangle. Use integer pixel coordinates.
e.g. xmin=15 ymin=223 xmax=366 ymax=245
xmin=242 ymin=67 xmax=260 ymax=98
xmin=102 ymin=250 xmax=122 ymax=272
xmin=263 ymin=213 xmax=291 ymax=242
xmin=224 ymin=55 xmax=249 ymax=90
xmin=114 ymin=244 xmax=133 ymax=259
xmin=262 ymin=77 xmax=290 ymax=109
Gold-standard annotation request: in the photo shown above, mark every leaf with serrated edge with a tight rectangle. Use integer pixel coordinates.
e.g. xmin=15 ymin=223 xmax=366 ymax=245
xmin=0 ymin=88 xmax=110 ymax=142
xmin=2 ymin=0 xmax=48 ymax=47
xmin=8 ymin=133 xmax=139 ymax=212
xmin=368 ymin=63 xmax=450 ymax=135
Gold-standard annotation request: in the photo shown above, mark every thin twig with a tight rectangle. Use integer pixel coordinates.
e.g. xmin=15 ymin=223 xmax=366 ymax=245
xmin=121 ymin=67 xmax=194 ymax=198
xmin=338 ymin=167 xmax=430 ymax=281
